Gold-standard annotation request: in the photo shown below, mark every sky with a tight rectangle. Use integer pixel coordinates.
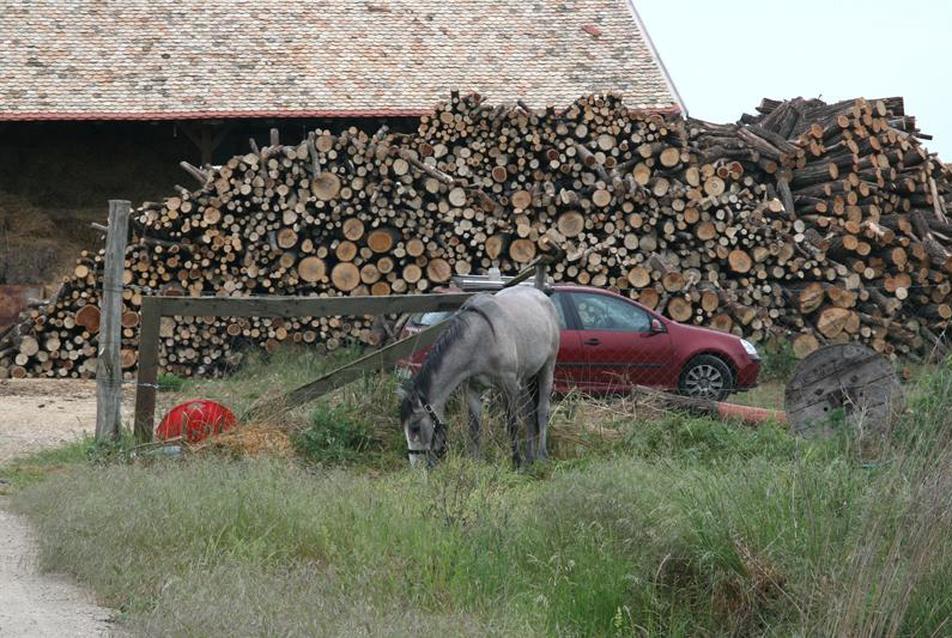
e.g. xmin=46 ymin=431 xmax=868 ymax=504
xmin=635 ymin=0 xmax=952 ymax=158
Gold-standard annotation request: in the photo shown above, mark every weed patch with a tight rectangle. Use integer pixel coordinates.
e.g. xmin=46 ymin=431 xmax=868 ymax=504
xmin=157 ymin=372 xmax=186 ymax=393
xmin=294 ymin=404 xmax=380 ymax=465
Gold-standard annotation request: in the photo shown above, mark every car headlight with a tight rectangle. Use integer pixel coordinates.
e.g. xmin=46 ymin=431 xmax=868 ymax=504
xmin=740 ymin=339 xmax=760 ymax=360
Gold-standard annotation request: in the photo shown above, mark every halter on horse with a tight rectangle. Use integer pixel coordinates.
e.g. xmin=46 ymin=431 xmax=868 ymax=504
xmin=405 ymin=400 xmax=448 ymax=467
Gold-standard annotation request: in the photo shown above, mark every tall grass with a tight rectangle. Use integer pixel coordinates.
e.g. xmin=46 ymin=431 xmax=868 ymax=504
xmin=11 ymin=359 xmax=952 ymax=636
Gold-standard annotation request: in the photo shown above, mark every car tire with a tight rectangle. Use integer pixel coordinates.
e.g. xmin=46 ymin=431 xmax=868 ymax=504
xmin=678 ymin=355 xmax=734 ymax=401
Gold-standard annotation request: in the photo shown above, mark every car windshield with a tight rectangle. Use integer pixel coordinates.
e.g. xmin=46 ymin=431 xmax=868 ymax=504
xmin=410 ymin=310 xmax=454 ymax=326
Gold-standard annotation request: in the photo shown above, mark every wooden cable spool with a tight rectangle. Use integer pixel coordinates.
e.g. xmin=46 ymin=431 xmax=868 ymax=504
xmin=784 ymin=343 xmax=903 ymax=437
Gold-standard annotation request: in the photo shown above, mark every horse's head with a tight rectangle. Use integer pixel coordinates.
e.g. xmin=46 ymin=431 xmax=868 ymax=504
xmin=398 ymin=385 xmax=446 ymax=468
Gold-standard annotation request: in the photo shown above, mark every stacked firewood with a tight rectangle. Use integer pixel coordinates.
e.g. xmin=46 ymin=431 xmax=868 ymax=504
xmin=1 ymin=92 xmax=950 ymax=379
xmin=738 ymin=97 xmax=952 ymax=357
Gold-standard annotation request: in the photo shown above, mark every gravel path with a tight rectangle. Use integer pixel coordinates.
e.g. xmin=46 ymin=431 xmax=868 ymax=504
xmin=0 ymin=509 xmax=114 ymax=636
xmin=0 ymin=379 xmax=127 ymax=636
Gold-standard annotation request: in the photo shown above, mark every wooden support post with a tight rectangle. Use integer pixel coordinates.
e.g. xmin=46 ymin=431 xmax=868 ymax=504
xmin=178 ymin=120 xmax=231 ymax=166
xmin=200 ymin=125 xmax=214 ymax=165
xmin=534 ymin=261 xmax=547 ymax=290
xmin=95 ymin=200 xmax=130 ymax=442
xmin=133 ymin=297 xmax=161 ymax=442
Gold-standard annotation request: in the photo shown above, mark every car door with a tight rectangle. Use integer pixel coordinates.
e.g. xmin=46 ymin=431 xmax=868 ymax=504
xmin=548 ymin=291 xmax=585 ymax=393
xmin=562 ymin=291 xmax=674 ymax=392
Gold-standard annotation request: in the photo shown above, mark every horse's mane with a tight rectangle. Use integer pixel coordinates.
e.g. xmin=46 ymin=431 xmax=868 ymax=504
xmin=400 ymin=303 xmax=494 ymax=421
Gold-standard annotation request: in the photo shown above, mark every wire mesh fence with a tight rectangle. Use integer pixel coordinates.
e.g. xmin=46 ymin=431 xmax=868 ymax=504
xmin=141 ymin=282 xmax=938 ymax=465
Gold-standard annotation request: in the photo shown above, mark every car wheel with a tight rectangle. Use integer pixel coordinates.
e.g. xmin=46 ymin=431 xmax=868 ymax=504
xmin=678 ymin=355 xmax=734 ymax=401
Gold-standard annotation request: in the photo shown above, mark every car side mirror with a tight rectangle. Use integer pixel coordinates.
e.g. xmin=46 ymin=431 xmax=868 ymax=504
xmin=650 ymin=318 xmax=665 ymax=334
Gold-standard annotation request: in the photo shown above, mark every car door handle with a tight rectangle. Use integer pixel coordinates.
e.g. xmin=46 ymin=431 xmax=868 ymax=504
xmin=583 ymin=338 xmax=600 ymax=346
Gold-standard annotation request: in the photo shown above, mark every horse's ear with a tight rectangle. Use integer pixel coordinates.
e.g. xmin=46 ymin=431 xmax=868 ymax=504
xmin=395 ymin=378 xmax=412 ymax=400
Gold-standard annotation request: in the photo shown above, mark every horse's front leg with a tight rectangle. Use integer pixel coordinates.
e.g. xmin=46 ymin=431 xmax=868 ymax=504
xmin=465 ymin=381 xmax=483 ymax=458
xmin=534 ymin=359 xmax=557 ymax=461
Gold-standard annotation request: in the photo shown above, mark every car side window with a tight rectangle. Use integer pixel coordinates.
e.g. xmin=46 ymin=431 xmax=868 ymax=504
xmin=549 ymin=292 xmax=569 ymax=330
xmin=570 ymin=293 xmax=650 ymax=333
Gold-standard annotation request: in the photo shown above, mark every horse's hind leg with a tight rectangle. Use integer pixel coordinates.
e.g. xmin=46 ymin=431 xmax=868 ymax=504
xmin=465 ymin=381 xmax=483 ymax=457
xmin=534 ymin=358 xmax=557 ymax=461
xmin=501 ymin=380 xmax=523 ymax=467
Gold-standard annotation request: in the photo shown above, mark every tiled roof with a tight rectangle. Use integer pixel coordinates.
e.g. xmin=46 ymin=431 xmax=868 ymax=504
xmin=0 ymin=0 xmax=682 ymax=121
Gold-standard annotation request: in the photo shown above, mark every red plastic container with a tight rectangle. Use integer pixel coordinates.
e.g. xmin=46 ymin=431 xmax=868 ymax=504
xmin=156 ymin=399 xmax=237 ymax=443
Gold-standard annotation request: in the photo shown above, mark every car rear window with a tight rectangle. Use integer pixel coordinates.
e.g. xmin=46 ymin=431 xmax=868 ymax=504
xmin=550 ymin=292 xmax=569 ymax=330
xmin=409 ymin=310 xmax=454 ymax=327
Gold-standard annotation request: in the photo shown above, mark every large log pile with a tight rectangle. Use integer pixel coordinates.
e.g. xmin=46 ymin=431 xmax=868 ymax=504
xmin=1 ymin=92 xmax=950 ymax=379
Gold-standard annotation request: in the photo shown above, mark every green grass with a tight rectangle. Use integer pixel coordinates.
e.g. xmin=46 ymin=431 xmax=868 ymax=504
xmin=0 ymin=435 xmax=137 ymax=490
xmin=8 ymin=353 xmax=952 ymax=636
xmin=293 ymin=401 xmax=406 ymax=468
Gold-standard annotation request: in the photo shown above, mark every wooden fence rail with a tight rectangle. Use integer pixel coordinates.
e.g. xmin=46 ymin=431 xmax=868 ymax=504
xmin=134 ymin=251 xmax=559 ymax=442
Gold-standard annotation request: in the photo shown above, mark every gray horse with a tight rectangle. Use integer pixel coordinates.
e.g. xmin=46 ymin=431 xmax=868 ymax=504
xmin=399 ymin=285 xmax=560 ymax=467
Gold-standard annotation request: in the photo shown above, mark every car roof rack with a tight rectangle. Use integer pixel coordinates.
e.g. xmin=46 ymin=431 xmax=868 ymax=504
xmin=451 ymin=268 xmax=551 ymax=293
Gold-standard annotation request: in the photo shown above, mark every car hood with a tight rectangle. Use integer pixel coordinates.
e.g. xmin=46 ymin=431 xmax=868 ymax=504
xmin=666 ymin=320 xmax=746 ymax=347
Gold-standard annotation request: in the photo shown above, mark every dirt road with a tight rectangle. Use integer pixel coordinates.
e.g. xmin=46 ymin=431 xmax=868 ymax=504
xmin=0 ymin=379 xmax=124 ymax=636
xmin=0 ymin=379 xmax=121 ymax=464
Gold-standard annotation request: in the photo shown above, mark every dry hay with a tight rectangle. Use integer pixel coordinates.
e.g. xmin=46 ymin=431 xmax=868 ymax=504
xmin=710 ymin=538 xmax=787 ymax=632
xmin=545 ymin=391 xmax=673 ymax=456
xmin=0 ymin=192 xmax=77 ymax=284
xmin=189 ymin=422 xmax=295 ymax=459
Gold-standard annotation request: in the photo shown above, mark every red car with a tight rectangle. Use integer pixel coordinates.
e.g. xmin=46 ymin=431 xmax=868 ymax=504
xmin=399 ymin=284 xmax=760 ymax=400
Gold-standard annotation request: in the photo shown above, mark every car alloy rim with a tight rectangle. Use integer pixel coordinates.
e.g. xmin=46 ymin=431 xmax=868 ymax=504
xmin=684 ymin=364 xmax=724 ymax=398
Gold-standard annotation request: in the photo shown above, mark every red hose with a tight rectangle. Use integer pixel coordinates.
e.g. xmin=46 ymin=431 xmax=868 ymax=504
xmin=715 ymin=401 xmax=786 ymax=425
